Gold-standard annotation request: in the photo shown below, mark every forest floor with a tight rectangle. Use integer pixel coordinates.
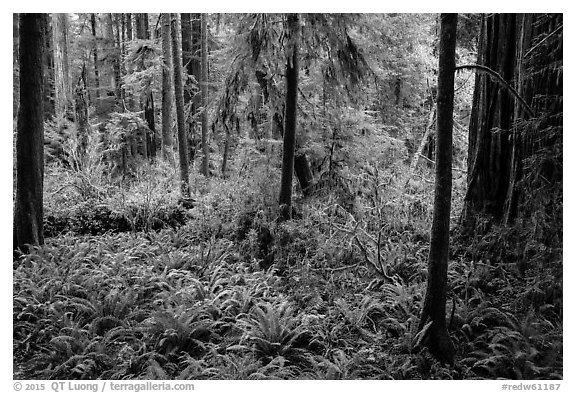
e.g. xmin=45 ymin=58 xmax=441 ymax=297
xmin=13 ymin=157 xmax=562 ymax=380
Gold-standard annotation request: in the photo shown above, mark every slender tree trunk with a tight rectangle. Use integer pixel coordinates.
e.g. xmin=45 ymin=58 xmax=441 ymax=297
xmin=200 ymin=13 xmax=209 ymax=176
xmin=90 ymin=14 xmax=100 ymax=102
xmin=13 ymin=13 xmax=20 ymax=118
xmin=171 ymin=14 xmax=191 ymax=196
xmin=161 ymin=13 xmax=173 ymax=159
xmin=14 ymin=13 xmax=46 ymax=254
xmin=75 ymin=64 xmax=89 ymax=166
xmin=221 ymin=125 xmax=231 ymax=177
xmin=418 ymin=13 xmax=457 ymax=364
xmin=105 ymin=14 xmax=122 ymax=104
xmin=52 ymin=13 xmax=72 ymax=118
xmin=181 ymin=13 xmax=202 ymax=165
xmin=42 ymin=15 xmax=55 ymax=120
xmin=278 ymin=13 xmax=300 ymax=220
xmin=135 ymin=13 xmax=156 ymax=159
xmin=255 ymin=69 xmax=314 ymax=196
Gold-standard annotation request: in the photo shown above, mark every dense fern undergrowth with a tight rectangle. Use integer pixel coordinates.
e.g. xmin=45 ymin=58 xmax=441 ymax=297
xmin=14 ymin=144 xmax=562 ymax=380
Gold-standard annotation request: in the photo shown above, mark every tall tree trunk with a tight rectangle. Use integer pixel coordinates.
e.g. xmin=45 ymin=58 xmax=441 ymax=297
xmin=181 ymin=13 xmax=202 ymax=164
xmin=200 ymin=13 xmax=209 ymax=176
xmin=90 ymin=14 xmax=100 ymax=102
xmin=255 ymin=69 xmax=314 ymax=196
xmin=13 ymin=13 xmax=20 ymax=118
xmin=52 ymin=13 xmax=72 ymax=119
xmin=42 ymin=15 xmax=55 ymax=120
xmin=75 ymin=64 xmax=89 ymax=166
xmin=135 ymin=13 xmax=156 ymax=159
xmin=418 ymin=13 xmax=457 ymax=364
xmin=278 ymin=13 xmax=300 ymax=221
xmin=161 ymin=13 xmax=173 ymax=159
xmin=221 ymin=124 xmax=231 ymax=177
xmin=125 ymin=13 xmax=132 ymax=41
xmin=462 ymin=14 xmax=562 ymax=228
xmin=171 ymin=14 xmax=191 ymax=197
xmin=105 ymin=14 xmax=122 ymax=103
xmin=14 ymin=13 xmax=46 ymax=254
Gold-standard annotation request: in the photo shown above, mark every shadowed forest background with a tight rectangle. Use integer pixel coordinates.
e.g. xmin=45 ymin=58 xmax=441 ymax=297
xmin=13 ymin=13 xmax=562 ymax=379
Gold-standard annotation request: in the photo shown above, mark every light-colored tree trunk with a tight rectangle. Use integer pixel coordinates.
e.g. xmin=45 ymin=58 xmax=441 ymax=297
xmin=52 ymin=13 xmax=72 ymax=118
xmin=171 ymin=14 xmax=191 ymax=196
xmin=161 ymin=13 xmax=174 ymax=159
xmin=200 ymin=13 xmax=209 ymax=176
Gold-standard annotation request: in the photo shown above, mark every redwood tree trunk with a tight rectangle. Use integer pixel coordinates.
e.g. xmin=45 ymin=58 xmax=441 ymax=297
xmin=200 ymin=13 xmax=209 ymax=176
xmin=52 ymin=13 xmax=72 ymax=118
xmin=181 ymin=13 xmax=202 ymax=165
xmin=171 ymin=14 xmax=191 ymax=196
xmin=14 ymin=13 xmax=46 ymax=254
xmin=418 ymin=13 xmax=457 ymax=364
xmin=134 ymin=13 xmax=156 ymax=159
xmin=75 ymin=65 xmax=89 ymax=166
xmin=90 ymin=14 xmax=100 ymax=101
xmin=278 ymin=13 xmax=300 ymax=220
xmin=161 ymin=13 xmax=173 ymax=158
xmin=462 ymin=13 xmax=562 ymax=228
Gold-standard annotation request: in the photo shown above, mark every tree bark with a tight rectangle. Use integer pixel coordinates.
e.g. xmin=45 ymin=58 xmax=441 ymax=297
xmin=135 ymin=13 xmax=156 ymax=159
xmin=255 ymin=69 xmax=314 ymax=196
xmin=75 ymin=64 xmax=89 ymax=166
xmin=200 ymin=13 xmax=210 ymax=176
xmin=42 ymin=15 xmax=55 ymax=120
xmin=171 ymin=14 xmax=191 ymax=197
xmin=461 ymin=14 xmax=562 ymax=228
xmin=418 ymin=13 xmax=457 ymax=364
xmin=278 ymin=13 xmax=300 ymax=220
xmin=14 ymin=13 xmax=46 ymax=254
xmin=90 ymin=14 xmax=101 ymax=101
xmin=52 ymin=13 xmax=72 ymax=118
xmin=181 ymin=13 xmax=202 ymax=165
xmin=161 ymin=13 xmax=173 ymax=159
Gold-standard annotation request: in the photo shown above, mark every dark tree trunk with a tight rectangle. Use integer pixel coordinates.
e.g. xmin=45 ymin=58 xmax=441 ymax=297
xmin=42 ymin=15 xmax=55 ymax=120
xmin=462 ymin=14 xmax=562 ymax=228
xmin=255 ymin=69 xmax=314 ymax=196
xmin=135 ymin=13 xmax=149 ymax=40
xmin=161 ymin=13 xmax=173 ymax=159
xmin=75 ymin=64 xmax=89 ymax=166
xmin=105 ymin=14 xmax=122 ymax=104
xmin=181 ymin=13 xmax=202 ymax=165
xmin=278 ymin=13 xmax=300 ymax=221
xmin=418 ymin=13 xmax=457 ymax=364
xmin=13 ymin=13 xmax=19 ymax=118
xmin=14 ymin=13 xmax=46 ymax=254
xmin=90 ymin=14 xmax=100 ymax=101
xmin=294 ymin=153 xmax=313 ymax=196
xmin=200 ymin=13 xmax=209 ymax=176
xmin=171 ymin=14 xmax=191 ymax=197
xmin=221 ymin=125 xmax=231 ymax=177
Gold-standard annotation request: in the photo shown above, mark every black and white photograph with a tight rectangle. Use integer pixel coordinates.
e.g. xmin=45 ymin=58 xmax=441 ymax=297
xmin=11 ymin=8 xmax=564 ymax=386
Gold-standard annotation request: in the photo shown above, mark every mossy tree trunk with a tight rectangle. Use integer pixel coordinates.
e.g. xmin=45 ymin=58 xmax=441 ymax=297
xmin=161 ymin=13 xmax=173 ymax=159
xmin=278 ymin=13 xmax=300 ymax=220
xmin=14 ymin=13 xmax=46 ymax=254
xmin=90 ymin=14 xmax=100 ymax=102
xmin=171 ymin=14 xmax=191 ymax=197
xmin=52 ymin=13 xmax=72 ymax=119
xmin=200 ymin=13 xmax=210 ymax=176
xmin=418 ymin=13 xmax=457 ymax=364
